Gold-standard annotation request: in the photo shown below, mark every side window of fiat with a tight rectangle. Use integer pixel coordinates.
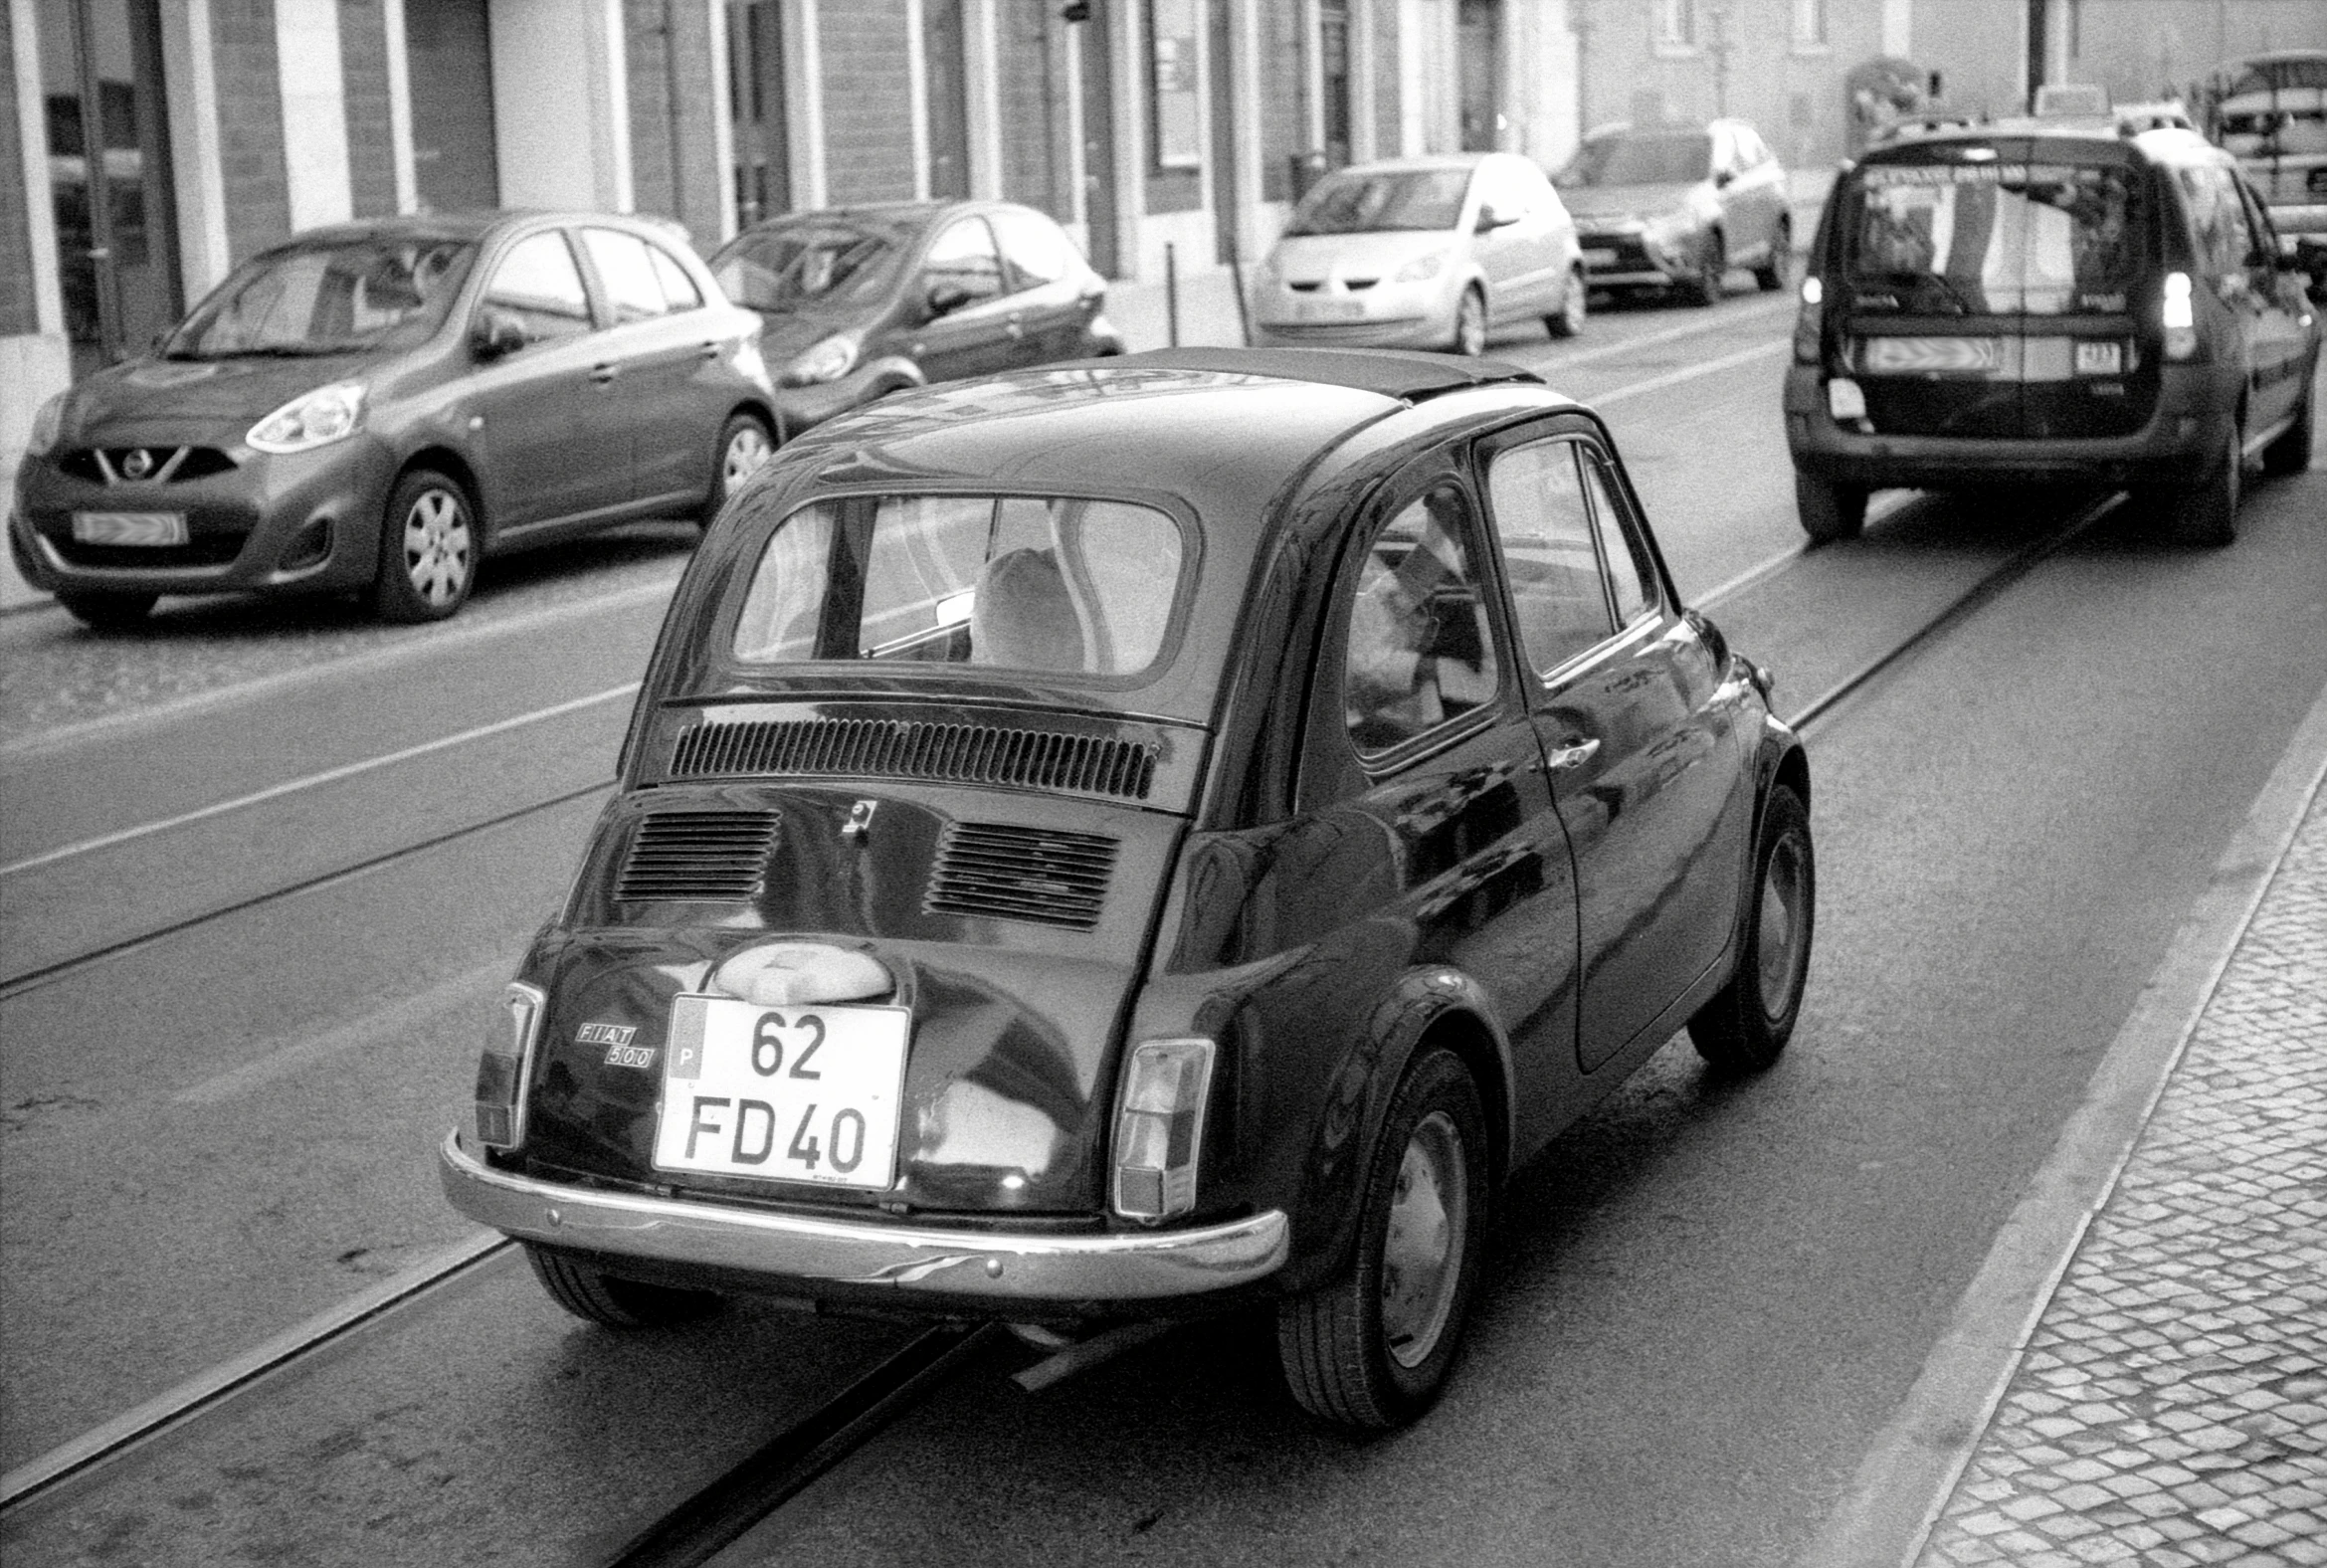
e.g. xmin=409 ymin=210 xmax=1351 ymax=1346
xmin=1342 ymin=484 xmax=1502 ymax=756
xmin=1580 ymin=449 xmax=1660 ymax=627
xmin=1483 ymin=438 xmax=1613 ymax=675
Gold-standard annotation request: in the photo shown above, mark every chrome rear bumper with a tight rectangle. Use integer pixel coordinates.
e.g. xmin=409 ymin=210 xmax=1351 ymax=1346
xmin=440 ymin=1129 xmax=1288 ymax=1302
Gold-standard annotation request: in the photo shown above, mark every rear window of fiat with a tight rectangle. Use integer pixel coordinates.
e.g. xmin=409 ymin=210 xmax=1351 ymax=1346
xmin=728 ymin=493 xmax=1186 ymax=679
xmin=1841 ymin=156 xmax=2149 ymax=314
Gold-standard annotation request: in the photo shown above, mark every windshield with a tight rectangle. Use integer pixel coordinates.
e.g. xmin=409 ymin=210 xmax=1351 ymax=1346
xmin=164 ymin=236 xmax=475 ymax=358
xmin=1557 ymin=133 xmax=1711 ymax=188
xmin=1284 ymin=169 xmax=1471 ymax=236
xmin=730 ymin=493 xmax=1185 ymax=679
xmin=710 ymin=219 xmax=911 ymax=311
xmin=1842 ymin=159 xmax=2146 ymax=315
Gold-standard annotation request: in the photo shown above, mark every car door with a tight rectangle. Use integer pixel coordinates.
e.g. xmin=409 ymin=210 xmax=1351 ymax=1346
xmin=2176 ymin=161 xmax=2300 ymax=435
xmin=1318 ymin=470 xmax=1579 ymax=1130
xmin=2231 ymin=177 xmax=2312 ymax=433
xmin=577 ymin=226 xmax=719 ymax=510
xmin=989 ymin=206 xmax=1101 ymax=365
xmin=1728 ymin=124 xmax=1789 ymax=265
xmin=1490 ymin=424 xmax=1755 ymax=1072
xmin=462 ymin=228 xmax=632 ymax=530
xmin=1469 ymin=160 xmax=1555 ymax=322
xmin=908 ymin=217 xmax=1021 ymax=384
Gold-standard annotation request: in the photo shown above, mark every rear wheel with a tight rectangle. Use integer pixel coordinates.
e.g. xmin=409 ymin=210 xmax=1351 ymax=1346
xmin=1545 ymin=268 xmax=1587 ymax=339
xmin=56 ymin=590 xmax=158 ymax=631
xmin=525 ymin=1244 xmax=724 ymax=1328
xmin=1277 ymin=1048 xmax=1487 ymax=1429
xmin=1452 ymin=287 xmax=1487 ymax=356
xmin=2259 ymin=385 xmax=2313 ymax=478
xmin=1754 ymin=220 xmax=1793 ymax=293
xmin=2171 ymin=419 xmax=2242 ymax=547
xmin=1795 ymin=471 xmax=1867 ymax=543
xmin=1682 ymin=233 xmax=1726 ymax=307
xmin=1687 ymin=787 xmax=1815 ymax=1073
xmin=372 ymin=468 xmax=476 ymax=623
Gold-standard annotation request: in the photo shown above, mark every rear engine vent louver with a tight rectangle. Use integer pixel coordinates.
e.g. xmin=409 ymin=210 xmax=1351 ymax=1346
xmin=924 ymin=823 xmax=1119 ymax=930
xmin=615 ymin=811 xmax=780 ymax=902
xmin=670 ymin=718 xmax=1158 ymax=802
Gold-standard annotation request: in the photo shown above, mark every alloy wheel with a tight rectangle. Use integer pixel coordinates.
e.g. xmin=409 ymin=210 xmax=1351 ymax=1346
xmin=722 ymin=422 xmax=774 ymax=499
xmin=401 ymin=488 xmax=473 ymax=609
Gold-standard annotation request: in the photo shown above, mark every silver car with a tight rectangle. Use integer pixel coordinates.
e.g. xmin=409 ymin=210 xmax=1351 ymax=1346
xmin=1250 ymin=153 xmax=1587 ymax=355
xmin=1557 ymin=119 xmax=1793 ymax=305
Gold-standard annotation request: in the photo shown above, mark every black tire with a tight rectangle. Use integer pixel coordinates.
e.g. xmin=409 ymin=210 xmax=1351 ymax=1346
xmin=1795 ymin=471 xmax=1867 ymax=543
xmin=372 ymin=468 xmax=477 ymax=623
xmin=1545 ymin=268 xmax=1587 ymax=339
xmin=524 ymin=1244 xmax=724 ymax=1329
xmin=2171 ymin=418 xmax=2241 ymax=547
xmin=1682 ymin=233 xmax=1725 ymax=307
xmin=1754 ymin=220 xmax=1793 ymax=293
xmin=1688 ymin=786 xmax=1815 ymax=1073
xmin=56 ymin=590 xmax=158 ymax=631
xmin=1277 ymin=1048 xmax=1488 ymax=1429
xmin=2258 ymin=385 xmax=2314 ymax=479
xmin=699 ymin=411 xmax=776 ymax=522
xmin=1451 ymin=287 xmax=1487 ymax=356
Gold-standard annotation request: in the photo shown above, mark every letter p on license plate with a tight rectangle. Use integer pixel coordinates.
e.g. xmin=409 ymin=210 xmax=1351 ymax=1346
xmin=653 ymin=995 xmax=909 ymax=1190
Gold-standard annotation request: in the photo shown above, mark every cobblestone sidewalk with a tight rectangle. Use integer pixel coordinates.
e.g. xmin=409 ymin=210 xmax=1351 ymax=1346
xmin=1913 ymin=788 xmax=2327 ymax=1568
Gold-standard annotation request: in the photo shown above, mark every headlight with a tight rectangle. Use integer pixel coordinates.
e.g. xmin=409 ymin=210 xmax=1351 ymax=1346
xmin=1644 ymin=208 xmax=1699 ymax=248
xmin=730 ymin=335 xmax=769 ymax=386
xmin=1395 ymin=251 xmax=1449 ymax=283
xmin=25 ymin=392 xmax=68 ymax=457
xmin=247 ymin=381 xmax=365 ymax=453
xmin=782 ymin=334 xmax=859 ymax=386
xmin=474 ymin=981 xmax=545 ymax=1151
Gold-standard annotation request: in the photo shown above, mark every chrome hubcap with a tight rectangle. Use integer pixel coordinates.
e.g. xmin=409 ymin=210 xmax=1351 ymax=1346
xmin=1756 ymin=836 xmax=1806 ymax=1012
xmin=1381 ymin=1110 xmax=1466 ymax=1369
xmin=1457 ymin=295 xmax=1485 ymax=355
xmin=1563 ymin=277 xmax=1587 ymax=331
xmin=402 ymin=490 xmax=472 ymax=607
xmin=722 ymin=424 xmax=773 ymax=497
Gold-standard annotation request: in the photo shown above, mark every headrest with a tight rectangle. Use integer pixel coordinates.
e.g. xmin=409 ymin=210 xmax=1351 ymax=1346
xmin=971 ymin=548 xmax=1087 ymax=672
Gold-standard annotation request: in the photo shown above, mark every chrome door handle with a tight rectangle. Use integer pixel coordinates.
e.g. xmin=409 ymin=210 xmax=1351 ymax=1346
xmin=589 ymin=363 xmax=621 ymax=384
xmin=1545 ymin=738 xmax=1600 ymax=770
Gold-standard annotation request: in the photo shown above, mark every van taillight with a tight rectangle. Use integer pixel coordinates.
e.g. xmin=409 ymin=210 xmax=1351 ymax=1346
xmin=2161 ymin=272 xmax=2197 ymax=360
xmin=1794 ymin=275 xmax=1825 ymax=364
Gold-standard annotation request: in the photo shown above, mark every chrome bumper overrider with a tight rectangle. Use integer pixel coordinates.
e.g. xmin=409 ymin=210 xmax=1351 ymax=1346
xmin=439 ymin=1130 xmax=1289 ymax=1301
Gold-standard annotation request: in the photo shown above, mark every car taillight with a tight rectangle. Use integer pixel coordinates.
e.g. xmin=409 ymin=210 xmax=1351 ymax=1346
xmin=475 ymin=981 xmax=545 ymax=1150
xmin=1111 ymin=1038 xmax=1216 ymax=1222
xmin=1794 ymin=275 xmax=1824 ymax=364
xmin=2161 ymin=271 xmax=2197 ymax=360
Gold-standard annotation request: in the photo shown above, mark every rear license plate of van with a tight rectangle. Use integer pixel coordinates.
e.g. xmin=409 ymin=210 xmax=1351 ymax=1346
xmin=72 ymin=511 xmax=187 ymax=546
xmin=1861 ymin=336 xmax=2000 ymax=374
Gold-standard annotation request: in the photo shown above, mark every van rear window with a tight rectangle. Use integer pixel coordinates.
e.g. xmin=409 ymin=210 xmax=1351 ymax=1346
xmin=1842 ymin=160 xmax=2145 ymax=314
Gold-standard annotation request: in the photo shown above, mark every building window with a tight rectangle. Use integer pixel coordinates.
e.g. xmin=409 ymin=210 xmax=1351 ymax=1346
xmin=1792 ymin=0 xmax=1828 ymax=49
xmin=1147 ymin=0 xmax=1201 ymax=171
xmin=1654 ymin=0 xmax=1696 ymax=50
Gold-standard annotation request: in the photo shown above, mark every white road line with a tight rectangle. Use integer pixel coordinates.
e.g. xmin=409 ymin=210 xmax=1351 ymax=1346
xmin=1530 ymin=294 xmax=1792 ymax=372
xmin=1593 ymin=337 xmax=1790 ymax=406
xmin=0 ymin=683 xmax=638 ymax=879
xmin=174 ymin=959 xmax=512 ymax=1106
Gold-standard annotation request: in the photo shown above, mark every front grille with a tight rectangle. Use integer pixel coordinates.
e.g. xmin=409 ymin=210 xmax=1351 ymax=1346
xmin=614 ymin=811 xmax=781 ymax=901
xmin=924 ymin=823 xmax=1118 ymax=930
xmin=51 ymin=532 xmax=248 ymax=569
xmin=1581 ymin=238 xmax=1654 ymax=272
xmin=57 ymin=447 xmax=238 ymax=486
xmin=670 ymin=718 xmax=1158 ymax=802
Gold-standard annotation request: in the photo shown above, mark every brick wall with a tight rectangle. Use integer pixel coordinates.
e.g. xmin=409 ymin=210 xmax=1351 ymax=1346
xmin=213 ymin=0 xmax=292 ymax=262
xmin=819 ymin=0 xmax=914 ymax=204
xmin=340 ymin=0 xmax=397 ymax=216
xmin=0 ymin=14 xmax=38 ymax=337
xmin=997 ymin=0 xmax=1071 ymax=219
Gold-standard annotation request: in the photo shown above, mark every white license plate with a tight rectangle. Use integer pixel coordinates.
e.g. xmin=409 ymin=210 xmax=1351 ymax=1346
xmin=2074 ymin=340 xmax=2123 ymax=375
xmin=653 ymin=995 xmax=909 ymax=1189
xmin=1294 ymin=297 xmax=1366 ymax=321
xmin=1861 ymin=336 xmax=2000 ymax=373
xmin=72 ymin=511 xmax=187 ymax=546
xmin=1582 ymin=248 xmax=1620 ymax=268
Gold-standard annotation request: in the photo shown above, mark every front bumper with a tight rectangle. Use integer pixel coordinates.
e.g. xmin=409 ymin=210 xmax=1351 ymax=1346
xmin=1577 ymin=230 xmax=1694 ymax=287
xmin=440 ymin=1129 xmax=1289 ymax=1305
xmin=1250 ymin=279 xmax=1454 ymax=349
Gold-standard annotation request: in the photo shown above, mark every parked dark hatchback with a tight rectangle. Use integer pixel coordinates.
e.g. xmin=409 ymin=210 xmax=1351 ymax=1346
xmin=1787 ymin=124 xmax=2319 ymax=545
xmin=706 ymin=201 xmax=1122 ymax=436
xmin=10 ymin=212 xmax=778 ymax=628
xmin=440 ymin=348 xmax=1814 ymax=1428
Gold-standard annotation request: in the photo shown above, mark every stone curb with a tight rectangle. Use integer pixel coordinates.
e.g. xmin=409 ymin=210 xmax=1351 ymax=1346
xmin=1792 ymin=677 xmax=2327 ymax=1568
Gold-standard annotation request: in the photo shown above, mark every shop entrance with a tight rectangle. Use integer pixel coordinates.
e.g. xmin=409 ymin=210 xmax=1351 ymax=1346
xmin=36 ymin=0 xmax=180 ymax=377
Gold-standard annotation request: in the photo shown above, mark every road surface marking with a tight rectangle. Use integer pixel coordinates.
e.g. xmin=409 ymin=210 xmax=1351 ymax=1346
xmin=1530 ymin=294 xmax=1791 ymax=372
xmin=1594 ymin=337 xmax=1790 ymax=405
xmin=0 ymin=683 xmax=638 ymax=879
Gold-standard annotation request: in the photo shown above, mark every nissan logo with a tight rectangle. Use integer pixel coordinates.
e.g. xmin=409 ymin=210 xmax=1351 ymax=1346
xmin=121 ymin=448 xmax=154 ymax=481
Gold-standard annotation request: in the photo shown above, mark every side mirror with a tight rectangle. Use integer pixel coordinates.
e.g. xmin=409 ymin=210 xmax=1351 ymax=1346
xmin=471 ymin=306 xmax=528 ymax=361
xmin=1713 ymin=168 xmax=1735 ymax=189
xmin=923 ymin=281 xmax=973 ymax=319
xmin=1474 ymin=205 xmax=1514 ymax=233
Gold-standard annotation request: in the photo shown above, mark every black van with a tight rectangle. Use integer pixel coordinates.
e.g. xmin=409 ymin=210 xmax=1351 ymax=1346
xmin=1785 ymin=124 xmax=2318 ymax=545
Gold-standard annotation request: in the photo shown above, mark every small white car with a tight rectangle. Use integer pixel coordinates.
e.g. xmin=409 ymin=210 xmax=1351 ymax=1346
xmin=1250 ymin=153 xmax=1587 ymax=355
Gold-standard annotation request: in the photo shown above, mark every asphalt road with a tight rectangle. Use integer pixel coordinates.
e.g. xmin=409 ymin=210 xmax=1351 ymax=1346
xmin=2 ymin=293 xmax=2321 ymax=1566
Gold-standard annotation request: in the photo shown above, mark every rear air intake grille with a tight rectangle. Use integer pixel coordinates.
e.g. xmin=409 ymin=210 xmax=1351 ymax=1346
xmin=670 ymin=718 xmax=1158 ymax=802
xmin=615 ymin=811 xmax=780 ymax=901
xmin=924 ymin=823 xmax=1118 ymax=930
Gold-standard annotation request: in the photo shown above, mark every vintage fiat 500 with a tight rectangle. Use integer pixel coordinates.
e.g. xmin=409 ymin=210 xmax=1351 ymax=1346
xmin=440 ymin=347 xmax=1814 ymax=1429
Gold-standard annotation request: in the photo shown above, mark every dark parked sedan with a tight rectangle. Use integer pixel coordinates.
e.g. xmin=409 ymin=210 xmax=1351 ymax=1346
xmin=440 ymin=347 xmax=1813 ymax=1429
xmin=10 ymin=212 xmax=778 ymax=628
xmin=705 ymin=201 xmax=1122 ymax=434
